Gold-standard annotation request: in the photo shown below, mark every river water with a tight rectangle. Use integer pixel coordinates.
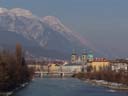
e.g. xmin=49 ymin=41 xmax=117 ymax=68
xmin=13 ymin=78 xmax=128 ymax=96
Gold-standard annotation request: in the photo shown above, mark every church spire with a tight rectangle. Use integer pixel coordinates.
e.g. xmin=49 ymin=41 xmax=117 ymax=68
xmin=81 ymin=49 xmax=87 ymax=63
xmin=88 ymin=50 xmax=94 ymax=62
xmin=71 ymin=49 xmax=77 ymax=63
xmin=72 ymin=49 xmax=76 ymax=55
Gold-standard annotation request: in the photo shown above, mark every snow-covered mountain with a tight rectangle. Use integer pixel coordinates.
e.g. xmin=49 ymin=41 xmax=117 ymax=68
xmin=0 ymin=7 xmax=88 ymax=58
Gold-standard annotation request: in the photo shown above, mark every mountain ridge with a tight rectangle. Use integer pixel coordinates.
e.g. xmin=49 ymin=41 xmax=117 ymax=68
xmin=0 ymin=7 xmax=90 ymax=59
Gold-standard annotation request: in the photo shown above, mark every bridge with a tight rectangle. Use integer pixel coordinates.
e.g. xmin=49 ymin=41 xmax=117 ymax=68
xmin=28 ymin=63 xmax=80 ymax=78
xmin=35 ymin=71 xmax=75 ymax=78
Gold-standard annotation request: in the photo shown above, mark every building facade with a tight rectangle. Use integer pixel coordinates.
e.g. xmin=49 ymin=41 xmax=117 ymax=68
xmin=90 ymin=58 xmax=110 ymax=72
xmin=110 ymin=59 xmax=128 ymax=72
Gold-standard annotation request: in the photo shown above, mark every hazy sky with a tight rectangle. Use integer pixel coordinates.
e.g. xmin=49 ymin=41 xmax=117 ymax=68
xmin=0 ymin=0 xmax=128 ymax=57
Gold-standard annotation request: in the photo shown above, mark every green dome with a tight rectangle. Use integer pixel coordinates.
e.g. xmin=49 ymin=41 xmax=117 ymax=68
xmin=88 ymin=54 xmax=93 ymax=58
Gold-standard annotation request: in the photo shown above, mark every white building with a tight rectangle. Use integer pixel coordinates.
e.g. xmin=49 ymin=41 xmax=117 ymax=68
xmin=110 ymin=59 xmax=128 ymax=72
xmin=62 ymin=64 xmax=82 ymax=73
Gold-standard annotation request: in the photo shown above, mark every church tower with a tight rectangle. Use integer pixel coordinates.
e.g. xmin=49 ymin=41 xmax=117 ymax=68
xmin=71 ymin=49 xmax=77 ymax=63
xmin=81 ymin=49 xmax=87 ymax=64
xmin=88 ymin=51 xmax=94 ymax=62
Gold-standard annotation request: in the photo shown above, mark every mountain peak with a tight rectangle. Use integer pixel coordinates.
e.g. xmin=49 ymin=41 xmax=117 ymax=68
xmin=10 ymin=8 xmax=33 ymax=17
xmin=42 ymin=16 xmax=62 ymax=25
xmin=42 ymin=16 xmax=71 ymax=32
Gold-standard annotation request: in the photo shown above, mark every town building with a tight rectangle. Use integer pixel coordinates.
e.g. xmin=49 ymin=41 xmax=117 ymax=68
xmin=48 ymin=63 xmax=58 ymax=73
xmin=110 ymin=59 xmax=128 ymax=72
xmin=62 ymin=64 xmax=82 ymax=73
xmin=90 ymin=58 xmax=110 ymax=72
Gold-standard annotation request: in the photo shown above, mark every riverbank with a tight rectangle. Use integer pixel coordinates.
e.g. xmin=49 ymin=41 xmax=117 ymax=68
xmin=0 ymin=82 xmax=29 ymax=96
xmin=73 ymin=71 xmax=128 ymax=91
xmin=85 ymin=79 xmax=128 ymax=91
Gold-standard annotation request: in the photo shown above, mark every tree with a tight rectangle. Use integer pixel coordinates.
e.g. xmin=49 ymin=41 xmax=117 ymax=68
xmin=0 ymin=43 xmax=34 ymax=92
xmin=15 ymin=43 xmax=23 ymax=65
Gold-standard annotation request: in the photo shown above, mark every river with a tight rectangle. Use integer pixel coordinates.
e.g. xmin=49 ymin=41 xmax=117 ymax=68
xmin=13 ymin=78 xmax=128 ymax=96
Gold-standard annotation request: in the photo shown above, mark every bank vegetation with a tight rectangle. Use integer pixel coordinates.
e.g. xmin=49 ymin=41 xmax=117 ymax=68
xmin=0 ymin=43 xmax=34 ymax=93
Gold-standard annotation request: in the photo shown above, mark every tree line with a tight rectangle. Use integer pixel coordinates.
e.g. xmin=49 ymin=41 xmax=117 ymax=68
xmin=0 ymin=43 xmax=34 ymax=92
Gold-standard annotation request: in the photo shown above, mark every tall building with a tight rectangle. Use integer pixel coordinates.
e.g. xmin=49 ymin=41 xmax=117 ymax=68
xmin=71 ymin=49 xmax=77 ymax=63
xmin=88 ymin=51 xmax=94 ymax=62
xmin=81 ymin=49 xmax=87 ymax=64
